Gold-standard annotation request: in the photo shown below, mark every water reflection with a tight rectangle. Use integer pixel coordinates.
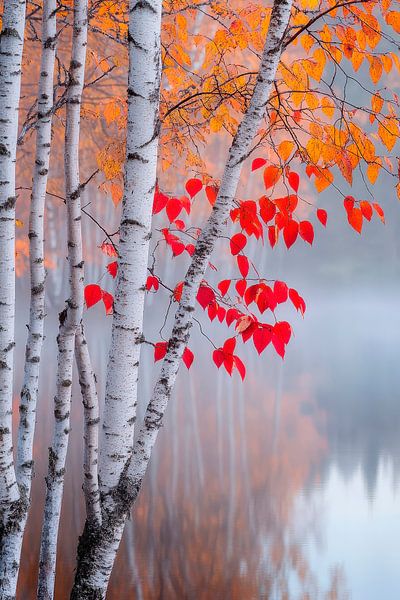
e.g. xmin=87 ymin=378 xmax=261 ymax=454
xmin=13 ymin=293 xmax=400 ymax=599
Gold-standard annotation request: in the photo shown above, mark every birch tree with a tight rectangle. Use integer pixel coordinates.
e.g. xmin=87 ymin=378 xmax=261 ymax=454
xmin=70 ymin=1 xmax=293 ymax=596
xmin=1 ymin=0 xmax=400 ymax=597
xmin=0 ymin=1 xmax=27 ymax=596
xmin=37 ymin=0 xmax=88 ymax=597
xmin=98 ymin=0 xmax=163 ymax=515
xmin=0 ymin=2 xmax=57 ymax=595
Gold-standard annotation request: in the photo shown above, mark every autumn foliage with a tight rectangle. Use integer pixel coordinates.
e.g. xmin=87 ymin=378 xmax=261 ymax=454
xmin=70 ymin=0 xmax=400 ymax=383
xmin=18 ymin=0 xmax=400 ymax=379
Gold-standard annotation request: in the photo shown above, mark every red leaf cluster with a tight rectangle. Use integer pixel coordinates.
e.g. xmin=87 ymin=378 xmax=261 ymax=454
xmin=212 ymin=338 xmax=246 ymax=380
xmin=84 ymin=284 xmax=114 ymax=315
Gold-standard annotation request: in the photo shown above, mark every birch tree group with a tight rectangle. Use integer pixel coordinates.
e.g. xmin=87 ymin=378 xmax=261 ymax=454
xmin=1 ymin=0 xmax=400 ymax=597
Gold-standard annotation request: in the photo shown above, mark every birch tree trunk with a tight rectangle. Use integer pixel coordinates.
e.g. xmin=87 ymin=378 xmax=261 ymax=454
xmin=0 ymin=3 xmax=57 ymax=596
xmin=37 ymin=1 xmax=88 ymax=597
xmin=98 ymin=0 xmax=162 ymax=512
xmin=71 ymin=1 xmax=292 ymax=597
xmin=75 ymin=324 xmax=102 ymax=526
xmin=0 ymin=2 xmax=27 ymax=597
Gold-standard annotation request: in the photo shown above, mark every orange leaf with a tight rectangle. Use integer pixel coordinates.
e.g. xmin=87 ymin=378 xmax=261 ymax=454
xmin=263 ymin=165 xmax=280 ymax=189
xmin=347 ymin=207 xmax=363 ymax=233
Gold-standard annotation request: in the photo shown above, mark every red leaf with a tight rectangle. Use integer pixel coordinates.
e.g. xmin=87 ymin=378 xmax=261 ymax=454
xmin=208 ymin=302 xmax=217 ymax=321
xmin=226 ymin=308 xmax=241 ymax=327
xmin=283 ymin=220 xmax=299 ymax=248
xmin=218 ymin=279 xmax=231 ymax=296
xmin=293 ymin=110 xmax=302 ymax=123
xmin=102 ymin=291 xmax=114 ymax=315
xmin=263 ymin=165 xmax=280 ymax=189
xmin=236 ymin=316 xmax=257 ymax=342
xmin=235 ymin=279 xmax=247 ymax=297
xmin=256 ymin=286 xmax=276 ymax=313
xmin=185 ymin=243 xmax=195 ymax=256
xmin=171 ymin=241 xmax=185 ymax=256
xmin=154 ymin=341 xmax=167 ymax=362
xmin=230 ymin=232 xmax=247 ymax=255
xmin=360 ymin=200 xmax=373 ymax=221
xmin=237 ymin=255 xmax=249 ymax=278
xmin=182 ymin=347 xmax=194 ymax=369
xmin=205 ymin=185 xmax=218 ymax=206
xmin=223 ymin=337 xmax=236 ymax=354
xmin=299 ymin=221 xmax=314 ymax=245
xmin=252 ymin=157 xmax=267 ymax=171
xmin=306 ymin=165 xmax=319 ymax=178
xmin=275 ymin=194 xmax=298 ymax=215
xmin=347 ymin=206 xmax=363 ymax=233
xmin=288 ymin=171 xmax=300 ymax=192
xmin=174 ymin=281 xmax=184 ymax=302
xmin=289 ymin=288 xmax=306 ymax=316
xmin=253 ymin=326 xmax=272 ymax=354
xmin=272 ymin=334 xmax=285 ymax=358
xmin=274 ymin=280 xmax=288 ymax=303
xmin=259 ymin=196 xmax=276 ymax=223
xmin=316 ymin=208 xmax=327 ymax=227
xmin=166 ymin=198 xmax=182 ymax=222
xmin=372 ymin=202 xmax=385 ymax=223
xmin=153 ymin=188 xmax=169 ymax=214
xmin=274 ymin=321 xmax=292 ymax=344
xmin=213 ymin=349 xmax=224 ymax=368
xmin=179 ymin=195 xmax=191 ymax=214
xmin=275 ymin=211 xmax=288 ymax=230
xmin=85 ymin=284 xmax=102 ymax=309
xmin=223 ymin=354 xmax=234 ymax=375
xmin=175 ymin=219 xmax=185 ymax=230
xmin=107 ymin=261 xmax=118 ymax=278
xmin=185 ymin=178 xmax=203 ymax=198
xmin=197 ymin=285 xmax=215 ymax=309
xmin=146 ymin=276 xmax=159 ymax=291
xmin=217 ymin=306 xmax=226 ymax=322
xmin=233 ymin=355 xmax=246 ymax=380
xmin=268 ymin=225 xmax=278 ymax=248
xmin=100 ymin=242 xmax=118 ymax=257
xmin=344 ymin=196 xmax=355 ymax=214
xmin=244 ymin=284 xmax=258 ymax=306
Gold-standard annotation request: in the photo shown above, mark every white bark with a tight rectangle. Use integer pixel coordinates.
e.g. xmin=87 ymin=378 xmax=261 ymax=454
xmin=98 ymin=0 xmax=162 ymax=511
xmin=0 ymin=3 xmax=57 ymax=596
xmin=71 ymin=1 xmax=292 ymax=597
xmin=75 ymin=324 xmax=102 ymax=526
xmin=0 ymin=2 xmax=27 ymax=597
xmin=37 ymin=1 xmax=88 ymax=597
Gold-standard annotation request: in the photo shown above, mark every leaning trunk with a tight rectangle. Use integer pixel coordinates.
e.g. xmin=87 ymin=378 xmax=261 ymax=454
xmin=71 ymin=0 xmax=293 ymax=596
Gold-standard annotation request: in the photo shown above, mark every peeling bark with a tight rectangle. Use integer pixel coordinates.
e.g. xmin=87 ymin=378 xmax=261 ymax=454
xmin=37 ymin=0 xmax=88 ymax=597
xmin=71 ymin=1 xmax=293 ymax=596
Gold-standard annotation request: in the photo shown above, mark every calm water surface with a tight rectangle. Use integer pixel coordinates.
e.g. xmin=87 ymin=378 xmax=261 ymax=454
xmin=13 ymin=292 xmax=400 ymax=599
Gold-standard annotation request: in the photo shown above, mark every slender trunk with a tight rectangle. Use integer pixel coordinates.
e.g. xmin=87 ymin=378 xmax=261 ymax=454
xmin=0 ymin=1 xmax=27 ymax=597
xmin=75 ymin=324 xmax=101 ymax=526
xmin=37 ymin=1 xmax=88 ymax=597
xmin=0 ymin=3 xmax=57 ymax=595
xmin=71 ymin=1 xmax=293 ymax=596
xmin=98 ymin=0 xmax=162 ymax=511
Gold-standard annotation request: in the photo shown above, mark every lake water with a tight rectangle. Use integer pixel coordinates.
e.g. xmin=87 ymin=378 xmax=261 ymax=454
xmin=13 ymin=288 xmax=400 ymax=599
